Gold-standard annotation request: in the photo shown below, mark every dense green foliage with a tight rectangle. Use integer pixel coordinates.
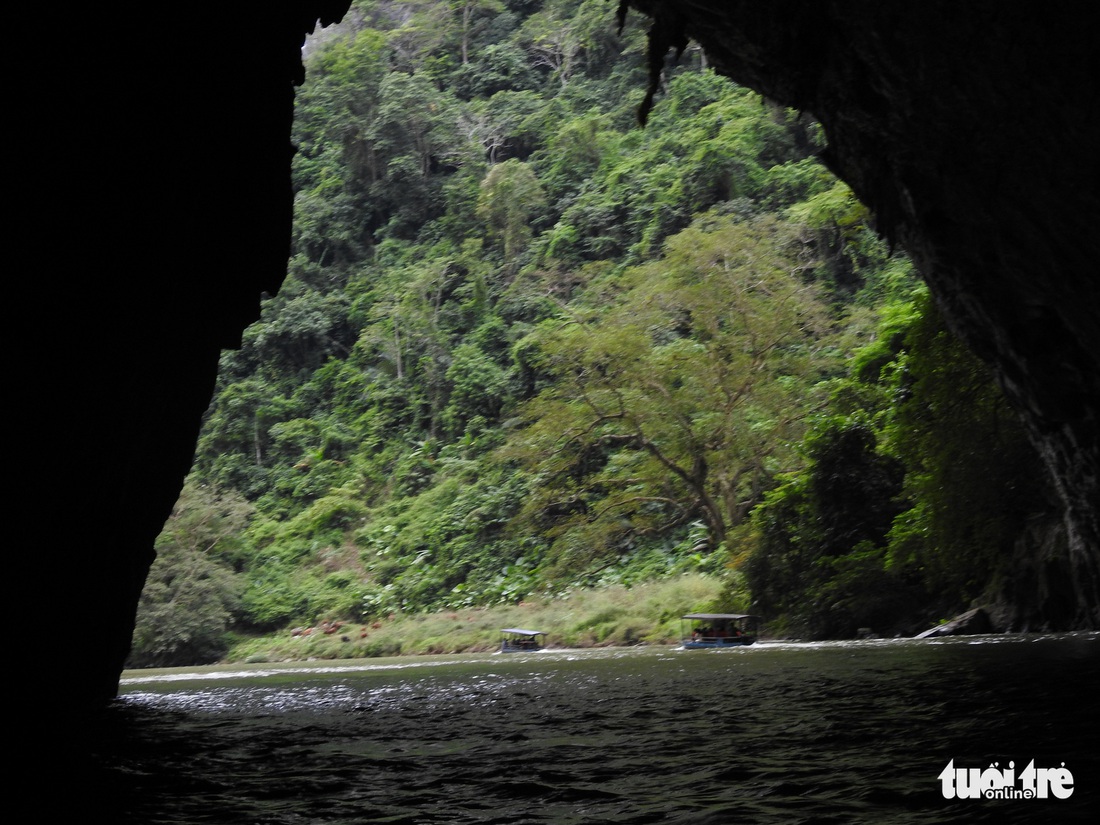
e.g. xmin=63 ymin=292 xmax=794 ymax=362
xmin=744 ymin=291 xmax=1055 ymax=638
xmin=130 ymin=0 xmax=1050 ymax=664
xmin=130 ymin=482 xmax=252 ymax=666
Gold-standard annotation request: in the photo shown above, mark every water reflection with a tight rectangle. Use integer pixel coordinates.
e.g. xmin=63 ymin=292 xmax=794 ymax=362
xmin=91 ymin=635 xmax=1098 ymax=823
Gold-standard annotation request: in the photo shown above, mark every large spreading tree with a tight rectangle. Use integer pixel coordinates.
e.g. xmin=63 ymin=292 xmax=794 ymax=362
xmin=506 ymin=213 xmax=834 ymax=570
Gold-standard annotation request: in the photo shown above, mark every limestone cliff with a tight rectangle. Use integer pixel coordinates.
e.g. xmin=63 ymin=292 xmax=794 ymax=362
xmin=626 ymin=0 xmax=1099 ymax=628
xmin=27 ymin=1 xmax=1098 ymax=713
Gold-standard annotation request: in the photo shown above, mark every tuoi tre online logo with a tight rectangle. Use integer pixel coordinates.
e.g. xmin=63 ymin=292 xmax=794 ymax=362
xmin=939 ymin=759 xmax=1074 ymax=800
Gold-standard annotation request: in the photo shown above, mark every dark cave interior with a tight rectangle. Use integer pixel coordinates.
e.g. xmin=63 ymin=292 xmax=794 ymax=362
xmin=26 ymin=1 xmax=1097 ymax=716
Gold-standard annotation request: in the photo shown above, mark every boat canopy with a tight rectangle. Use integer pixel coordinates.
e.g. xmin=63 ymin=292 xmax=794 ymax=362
xmin=681 ymin=613 xmax=757 ymax=621
xmin=500 ymin=628 xmax=547 ymax=636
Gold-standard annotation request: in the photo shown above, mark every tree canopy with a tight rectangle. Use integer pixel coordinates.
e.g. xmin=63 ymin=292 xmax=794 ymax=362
xmin=129 ymin=0 xmax=1052 ymax=664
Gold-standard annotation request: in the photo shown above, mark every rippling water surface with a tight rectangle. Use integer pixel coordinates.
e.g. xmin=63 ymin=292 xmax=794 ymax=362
xmin=88 ymin=634 xmax=1098 ymax=823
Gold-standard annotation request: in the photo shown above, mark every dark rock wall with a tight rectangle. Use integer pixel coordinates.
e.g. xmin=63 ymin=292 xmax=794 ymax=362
xmin=627 ymin=0 xmax=1099 ymax=627
xmin=28 ymin=3 xmax=350 ymax=712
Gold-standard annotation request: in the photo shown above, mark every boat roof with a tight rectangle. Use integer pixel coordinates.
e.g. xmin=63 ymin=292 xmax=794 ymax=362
xmin=682 ymin=613 xmax=758 ymax=620
xmin=500 ymin=628 xmax=547 ymax=636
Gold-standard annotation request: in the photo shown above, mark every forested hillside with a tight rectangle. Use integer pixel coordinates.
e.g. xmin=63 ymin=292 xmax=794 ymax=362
xmin=129 ymin=0 xmax=1052 ymax=666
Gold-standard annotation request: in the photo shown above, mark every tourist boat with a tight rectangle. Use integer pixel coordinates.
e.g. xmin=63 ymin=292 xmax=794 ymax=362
xmin=499 ymin=627 xmax=548 ymax=653
xmin=680 ymin=613 xmax=760 ymax=648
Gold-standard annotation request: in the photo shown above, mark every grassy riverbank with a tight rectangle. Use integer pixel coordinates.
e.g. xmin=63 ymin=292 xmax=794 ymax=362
xmin=224 ymin=574 xmax=732 ymax=664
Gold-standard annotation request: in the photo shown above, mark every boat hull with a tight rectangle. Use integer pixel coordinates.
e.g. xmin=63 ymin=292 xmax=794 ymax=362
xmin=681 ymin=638 xmax=755 ymax=649
xmin=500 ymin=642 xmax=543 ymax=653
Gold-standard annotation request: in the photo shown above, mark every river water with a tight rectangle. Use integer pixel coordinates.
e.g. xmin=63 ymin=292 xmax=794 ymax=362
xmin=86 ymin=634 xmax=1098 ymax=824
